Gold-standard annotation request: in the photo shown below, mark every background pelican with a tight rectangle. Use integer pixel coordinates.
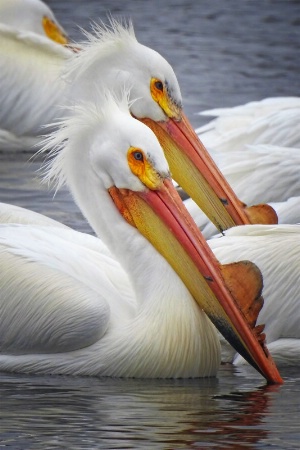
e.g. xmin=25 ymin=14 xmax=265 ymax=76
xmin=196 ymin=97 xmax=300 ymax=151
xmin=209 ymin=224 xmax=300 ymax=367
xmin=0 ymin=0 xmax=68 ymax=43
xmin=0 ymin=202 xmax=70 ymax=228
xmin=0 ymin=0 xmax=72 ymax=150
xmin=0 ymin=93 xmax=281 ymax=382
xmin=183 ymin=97 xmax=300 ymax=238
xmin=173 ymin=96 xmax=300 ymax=365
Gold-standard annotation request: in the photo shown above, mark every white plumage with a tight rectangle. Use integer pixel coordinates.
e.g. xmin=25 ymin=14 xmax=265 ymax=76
xmin=0 ymin=27 xmax=70 ymax=150
xmin=181 ymin=97 xmax=300 ymax=366
xmin=0 ymin=95 xmax=297 ymax=371
xmin=1 ymin=12 xmax=267 ymax=239
xmin=0 ymin=0 xmax=71 ymax=149
xmin=0 ymin=14 xmax=181 ymax=151
xmin=0 ymin=0 xmax=68 ymax=39
xmin=0 ymin=94 xmax=223 ymax=378
xmin=209 ymin=224 xmax=300 ymax=366
xmin=188 ymin=97 xmax=300 ymax=238
xmin=1 ymin=3 xmax=295 ymax=374
xmin=2 ymin=203 xmax=298 ymax=369
xmin=196 ymin=97 xmax=300 ymax=151
xmin=0 ymin=202 xmax=69 ymax=228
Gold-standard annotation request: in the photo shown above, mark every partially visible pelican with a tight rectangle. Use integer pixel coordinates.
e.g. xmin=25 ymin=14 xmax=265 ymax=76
xmin=0 ymin=0 xmax=72 ymax=150
xmin=183 ymin=97 xmax=300 ymax=238
xmin=0 ymin=18 xmax=276 ymax=235
xmin=209 ymin=224 xmax=300 ymax=367
xmin=196 ymin=97 xmax=300 ymax=151
xmin=0 ymin=202 xmax=69 ymax=228
xmin=0 ymin=0 xmax=68 ymax=43
xmin=184 ymin=143 xmax=300 ymax=238
xmin=176 ymin=99 xmax=300 ymax=365
xmin=0 ymin=93 xmax=281 ymax=382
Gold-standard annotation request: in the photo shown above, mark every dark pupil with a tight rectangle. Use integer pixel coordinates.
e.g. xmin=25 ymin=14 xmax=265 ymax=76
xmin=155 ymin=81 xmax=163 ymax=91
xmin=133 ymin=151 xmax=143 ymax=161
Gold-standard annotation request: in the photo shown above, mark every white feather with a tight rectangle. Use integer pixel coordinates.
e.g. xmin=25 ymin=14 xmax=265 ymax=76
xmin=0 ymin=95 xmax=220 ymax=378
xmin=0 ymin=10 xmax=181 ymax=150
xmin=209 ymin=224 xmax=300 ymax=366
xmin=188 ymin=98 xmax=300 ymax=238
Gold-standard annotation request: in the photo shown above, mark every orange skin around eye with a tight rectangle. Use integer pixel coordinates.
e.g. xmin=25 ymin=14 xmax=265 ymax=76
xmin=150 ymin=78 xmax=181 ymax=120
xmin=42 ymin=16 xmax=68 ymax=45
xmin=127 ymin=147 xmax=163 ymax=190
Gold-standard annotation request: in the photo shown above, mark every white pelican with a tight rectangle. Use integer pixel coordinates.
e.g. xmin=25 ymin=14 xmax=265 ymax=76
xmin=0 ymin=202 xmax=69 ymax=228
xmin=209 ymin=224 xmax=300 ymax=367
xmin=0 ymin=18 xmax=276 ymax=237
xmin=3 ymin=200 xmax=298 ymax=368
xmin=0 ymin=0 xmax=68 ymax=43
xmin=176 ymin=98 xmax=300 ymax=365
xmin=0 ymin=0 xmax=72 ymax=151
xmin=0 ymin=93 xmax=282 ymax=382
xmin=184 ymin=143 xmax=300 ymax=238
xmin=182 ymin=97 xmax=300 ymax=238
xmin=196 ymin=97 xmax=300 ymax=151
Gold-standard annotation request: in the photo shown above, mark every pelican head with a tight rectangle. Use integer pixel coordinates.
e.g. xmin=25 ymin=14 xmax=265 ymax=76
xmin=65 ymin=20 xmax=277 ymax=233
xmin=45 ymin=91 xmax=282 ymax=383
xmin=0 ymin=0 xmax=68 ymax=44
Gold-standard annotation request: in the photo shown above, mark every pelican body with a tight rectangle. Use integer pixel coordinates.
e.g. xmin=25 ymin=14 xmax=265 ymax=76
xmin=0 ymin=94 xmax=281 ymax=382
xmin=209 ymin=224 xmax=300 ymax=367
xmin=196 ymin=97 xmax=300 ymax=151
xmin=0 ymin=0 xmax=68 ymax=42
xmin=191 ymin=97 xmax=300 ymax=237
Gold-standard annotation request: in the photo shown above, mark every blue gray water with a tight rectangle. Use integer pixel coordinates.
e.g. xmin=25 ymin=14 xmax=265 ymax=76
xmin=1 ymin=0 xmax=300 ymax=448
xmin=1 ymin=367 xmax=299 ymax=449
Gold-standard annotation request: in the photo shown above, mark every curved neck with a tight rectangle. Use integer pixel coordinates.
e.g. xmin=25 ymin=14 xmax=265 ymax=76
xmin=75 ymin=177 xmax=220 ymax=374
xmin=54 ymin=144 xmax=221 ymax=377
xmin=64 ymin=146 xmax=193 ymax=310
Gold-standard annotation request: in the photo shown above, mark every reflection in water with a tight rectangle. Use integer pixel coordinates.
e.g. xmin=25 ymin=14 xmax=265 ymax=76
xmin=0 ymin=367 xmax=293 ymax=449
xmin=199 ymin=385 xmax=279 ymax=448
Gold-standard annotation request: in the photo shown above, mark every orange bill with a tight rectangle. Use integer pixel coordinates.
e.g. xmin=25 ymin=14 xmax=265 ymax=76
xmin=109 ymin=178 xmax=283 ymax=384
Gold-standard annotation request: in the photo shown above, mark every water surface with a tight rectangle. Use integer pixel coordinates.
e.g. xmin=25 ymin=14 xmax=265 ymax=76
xmin=1 ymin=366 xmax=300 ymax=449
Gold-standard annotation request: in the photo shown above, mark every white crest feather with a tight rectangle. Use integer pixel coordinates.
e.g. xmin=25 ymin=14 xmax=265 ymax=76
xmin=40 ymin=89 xmax=132 ymax=192
xmin=64 ymin=18 xmax=137 ymax=82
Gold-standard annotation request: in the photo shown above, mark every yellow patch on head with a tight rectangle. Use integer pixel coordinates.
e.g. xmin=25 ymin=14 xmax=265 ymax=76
xmin=150 ymin=77 xmax=181 ymax=120
xmin=42 ymin=16 xmax=68 ymax=45
xmin=127 ymin=147 xmax=162 ymax=190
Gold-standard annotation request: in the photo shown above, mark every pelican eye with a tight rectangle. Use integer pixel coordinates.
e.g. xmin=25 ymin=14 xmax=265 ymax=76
xmin=133 ymin=151 xmax=144 ymax=162
xmin=154 ymin=81 xmax=164 ymax=91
